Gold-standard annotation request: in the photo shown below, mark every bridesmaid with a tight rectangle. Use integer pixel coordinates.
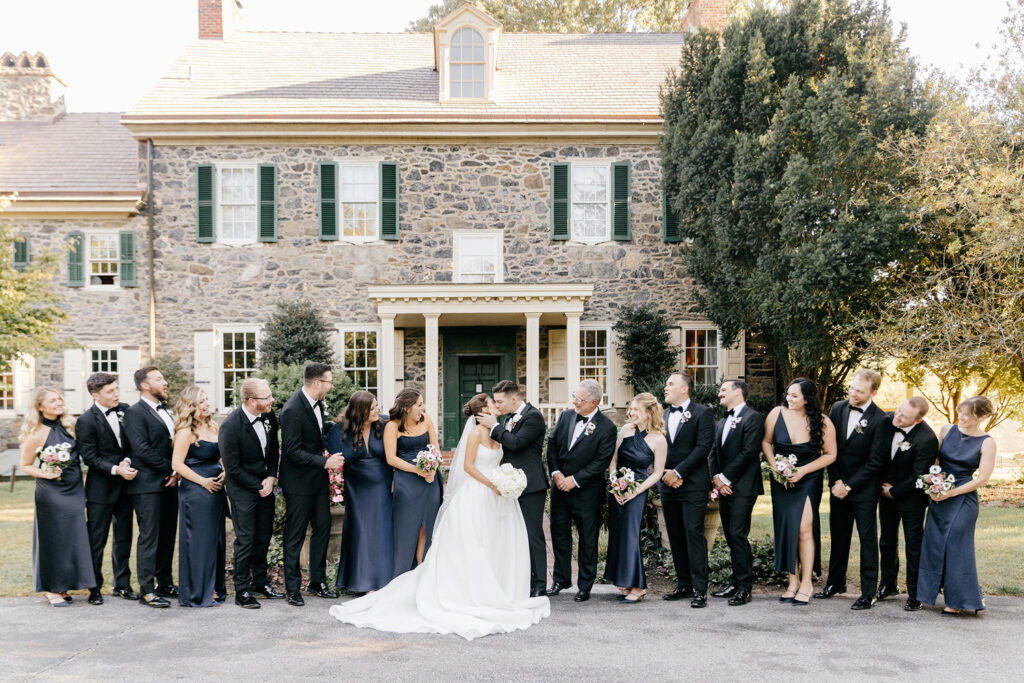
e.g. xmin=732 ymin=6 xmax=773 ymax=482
xmin=326 ymin=390 xmax=394 ymax=594
xmin=384 ymin=388 xmax=443 ymax=577
xmin=603 ymin=393 xmax=667 ymax=603
xmin=172 ymin=386 xmax=227 ymax=607
xmin=762 ymin=378 xmax=837 ymax=606
xmin=19 ymin=388 xmax=96 ymax=606
xmin=918 ymin=396 xmax=997 ymax=615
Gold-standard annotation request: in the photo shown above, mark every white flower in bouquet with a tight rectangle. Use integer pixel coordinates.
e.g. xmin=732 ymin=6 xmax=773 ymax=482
xmin=929 ymin=464 xmax=942 ymax=475
xmin=488 ymin=463 xmax=527 ymax=498
xmin=762 ymin=454 xmax=799 ymax=488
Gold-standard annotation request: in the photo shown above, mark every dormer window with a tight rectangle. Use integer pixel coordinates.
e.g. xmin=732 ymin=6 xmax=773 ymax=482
xmin=433 ymin=3 xmax=501 ymax=103
xmin=450 ymin=27 xmax=485 ymax=98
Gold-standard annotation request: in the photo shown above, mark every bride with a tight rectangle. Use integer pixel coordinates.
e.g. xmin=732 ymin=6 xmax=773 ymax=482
xmin=329 ymin=393 xmax=550 ymax=640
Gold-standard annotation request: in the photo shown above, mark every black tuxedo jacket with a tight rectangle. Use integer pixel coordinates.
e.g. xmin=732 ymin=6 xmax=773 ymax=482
xmin=123 ymin=399 xmax=175 ymax=495
xmin=76 ymin=402 xmax=131 ymax=505
xmin=545 ymin=409 xmax=616 ymax=491
xmin=492 ymin=403 xmax=548 ymax=496
xmin=827 ymin=399 xmax=888 ymax=495
xmin=709 ymin=406 xmax=765 ymax=498
xmin=278 ymin=389 xmax=330 ymax=496
xmin=220 ymin=406 xmax=280 ymax=494
xmin=662 ymin=403 xmax=715 ymax=495
xmin=873 ymin=415 xmax=938 ymax=507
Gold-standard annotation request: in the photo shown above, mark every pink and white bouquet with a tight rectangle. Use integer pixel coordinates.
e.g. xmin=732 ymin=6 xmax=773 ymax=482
xmin=762 ymin=454 xmax=799 ymax=488
xmin=609 ymin=467 xmax=639 ymax=498
xmin=915 ymin=465 xmax=955 ymax=497
xmin=36 ymin=443 xmax=72 ymax=476
xmin=414 ymin=444 xmax=443 ymax=474
xmin=488 ymin=463 xmax=527 ymax=498
xmin=328 ymin=463 xmax=345 ymax=506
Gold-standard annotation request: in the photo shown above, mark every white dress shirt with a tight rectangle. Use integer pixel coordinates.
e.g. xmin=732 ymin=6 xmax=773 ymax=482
xmin=890 ymin=425 xmax=912 ymax=459
xmin=242 ymin=405 xmax=268 ymax=454
xmin=97 ymin=402 xmax=122 ymax=474
xmin=302 ymin=387 xmax=323 ymax=431
xmin=667 ymin=399 xmax=691 ymax=441
xmin=142 ymin=396 xmax=175 ymax=436
xmin=715 ymin=402 xmax=746 ymax=486
xmin=846 ymin=400 xmax=873 ymax=438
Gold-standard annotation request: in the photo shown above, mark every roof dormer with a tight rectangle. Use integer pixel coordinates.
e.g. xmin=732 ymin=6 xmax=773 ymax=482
xmin=433 ymin=2 xmax=501 ymax=103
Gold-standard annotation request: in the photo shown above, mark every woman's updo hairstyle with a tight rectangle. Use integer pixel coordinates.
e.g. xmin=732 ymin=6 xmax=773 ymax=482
xmin=463 ymin=392 xmax=490 ymax=418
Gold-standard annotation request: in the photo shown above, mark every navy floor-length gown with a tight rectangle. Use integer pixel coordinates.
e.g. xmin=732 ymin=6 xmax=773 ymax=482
xmin=391 ymin=431 xmax=443 ymax=578
xmin=326 ymin=421 xmax=394 ymax=592
xmin=604 ymin=430 xmax=655 ymax=589
xmin=917 ymin=426 xmax=990 ymax=611
xmin=178 ymin=440 xmax=227 ymax=607
xmin=769 ymin=413 xmax=823 ymax=575
xmin=33 ymin=418 xmax=95 ymax=593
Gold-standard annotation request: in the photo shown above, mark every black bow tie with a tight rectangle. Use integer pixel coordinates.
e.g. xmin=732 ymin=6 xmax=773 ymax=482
xmin=894 ymin=427 xmax=908 ymax=437
xmin=849 ymin=405 xmax=864 ymax=413
xmin=725 ymin=409 xmax=735 ymax=418
xmin=105 ymin=407 xmax=118 ymax=416
xmin=669 ymin=405 xmax=686 ymax=414
xmin=313 ymin=400 xmax=323 ymax=412
xmin=156 ymin=402 xmax=168 ymax=412
xmin=575 ymin=413 xmax=588 ymax=424
xmin=251 ymin=415 xmax=267 ymax=426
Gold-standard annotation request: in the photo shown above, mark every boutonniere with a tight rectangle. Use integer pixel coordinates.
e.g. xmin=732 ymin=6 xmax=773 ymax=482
xmin=854 ymin=418 xmax=868 ymax=434
xmin=898 ymin=440 xmax=911 ymax=452
xmin=682 ymin=410 xmax=692 ymax=423
xmin=584 ymin=421 xmax=596 ymax=436
xmin=116 ymin=410 xmax=125 ymax=424
xmin=729 ymin=415 xmax=742 ymax=426
xmin=509 ymin=413 xmax=523 ymax=428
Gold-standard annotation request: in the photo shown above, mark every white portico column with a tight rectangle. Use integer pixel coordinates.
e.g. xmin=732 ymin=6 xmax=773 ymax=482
xmin=565 ymin=312 xmax=581 ymax=394
xmin=424 ymin=313 xmax=440 ymax=423
xmin=525 ymin=312 xmax=541 ymax=405
xmin=379 ymin=313 xmax=397 ymax=411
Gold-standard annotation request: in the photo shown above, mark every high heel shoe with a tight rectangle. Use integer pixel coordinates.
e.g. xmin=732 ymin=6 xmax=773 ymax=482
xmin=622 ymin=592 xmax=646 ymax=604
xmin=779 ymin=590 xmax=797 ymax=603
xmin=792 ymin=591 xmax=811 ymax=606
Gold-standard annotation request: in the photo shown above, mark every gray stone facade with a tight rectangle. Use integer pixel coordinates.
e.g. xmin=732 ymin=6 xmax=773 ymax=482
xmin=0 ymin=57 xmax=65 ymax=121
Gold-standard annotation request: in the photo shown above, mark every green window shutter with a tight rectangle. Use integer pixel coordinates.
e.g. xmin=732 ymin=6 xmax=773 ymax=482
xmin=119 ymin=230 xmax=136 ymax=287
xmin=13 ymin=233 xmax=29 ymax=271
xmin=196 ymin=164 xmax=215 ymax=243
xmin=611 ymin=162 xmax=631 ymax=241
xmin=551 ymin=163 xmax=570 ymax=240
xmin=258 ymin=164 xmax=278 ymax=242
xmin=662 ymin=193 xmax=681 ymax=243
xmin=67 ymin=231 xmax=85 ymax=287
xmin=379 ymin=161 xmax=399 ymax=241
xmin=319 ymin=162 xmax=338 ymax=240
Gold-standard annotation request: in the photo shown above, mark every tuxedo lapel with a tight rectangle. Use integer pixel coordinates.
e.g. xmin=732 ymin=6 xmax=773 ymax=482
xmin=663 ymin=408 xmax=674 ymax=444
xmin=142 ymin=401 xmax=171 ymax=437
xmin=839 ymin=401 xmax=852 ymax=447
xmin=92 ymin=403 xmax=119 ymax=443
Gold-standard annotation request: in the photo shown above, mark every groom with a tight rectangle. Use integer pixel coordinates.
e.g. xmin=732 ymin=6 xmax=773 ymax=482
xmin=477 ymin=380 xmax=548 ymax=598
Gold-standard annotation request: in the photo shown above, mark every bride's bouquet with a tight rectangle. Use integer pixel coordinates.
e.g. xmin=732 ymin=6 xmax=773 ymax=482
xmin=762 ymin=453 xmax=799 ymax=489
xmin=36 ymin=443 xmax=72 ymax=476
xmin=609 ymin=467 xmax=638 ymax=498
xmin=488 ymin=463 xmax=527 ymax=498
xmin=414 ymin=444 xmax=443 ymax=474
xmin=916 ymin=465 xmax=956 ymax=497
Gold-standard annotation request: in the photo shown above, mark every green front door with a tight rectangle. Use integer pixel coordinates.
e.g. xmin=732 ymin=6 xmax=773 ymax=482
xmin=458 ymin=356 xmax=501 ymax=416
xmin=441 ymin=327 xmax=517 ymax=448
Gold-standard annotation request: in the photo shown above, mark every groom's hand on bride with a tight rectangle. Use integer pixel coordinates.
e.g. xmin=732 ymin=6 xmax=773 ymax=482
xmin=476 ymin=412 xmax=497 ymax=429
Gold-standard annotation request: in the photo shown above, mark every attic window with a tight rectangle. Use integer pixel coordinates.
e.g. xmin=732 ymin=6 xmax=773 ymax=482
xmin=450 ymin=27 xmax=484 ymax=98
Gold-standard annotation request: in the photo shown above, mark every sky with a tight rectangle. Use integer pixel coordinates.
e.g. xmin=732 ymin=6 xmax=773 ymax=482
xmin=0 ymin=0 xmax=1012 ymax=113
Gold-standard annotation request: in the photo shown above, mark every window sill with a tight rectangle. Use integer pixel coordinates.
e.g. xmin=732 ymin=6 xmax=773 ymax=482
xmin=213 ymin=240 xmax=262 ymax=247
xmin=568 ymin=237 xmax=611 ymax=246
xmin=339 ymin=236 xmax=380 ymax=244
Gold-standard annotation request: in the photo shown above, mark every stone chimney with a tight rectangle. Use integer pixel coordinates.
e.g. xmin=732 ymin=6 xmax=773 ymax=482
xmin=198 ymin=0 xmax=243 ymax=39
xmin=680 ymin=0 xmax=728 ymax=33
xmin=0 ymin=51 xmax=66 ymax=121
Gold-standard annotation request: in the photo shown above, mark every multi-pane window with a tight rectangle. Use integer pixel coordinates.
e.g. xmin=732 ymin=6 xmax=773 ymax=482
xmin=0 ymin=362 xmax=13 ymax=411
xmin=218 ymin=166 xmax=258 ymax=242
xmin=222 ymin=331 xmax=257 ymax=408
xmin=90 ymin=348 xmax=118 ymax=374
xmin=684 ymin=328 xmax=720 ymax=385
xmin=454 ymin=232 xmax=502 ymax=283
xmin=88 ymin=234 xmax=119 ymax=286
xmin=579 ymin=329 xmax=609 ymax=403
xmin=342 ymin=331 xmax=378 ymax=394
xmin=450 ymin=27 xmax=484 ymax=98
xmin=571 ymin=165 xmax=609 ymax=241
xmin=341 ymin=164 xmax=378 ymax=239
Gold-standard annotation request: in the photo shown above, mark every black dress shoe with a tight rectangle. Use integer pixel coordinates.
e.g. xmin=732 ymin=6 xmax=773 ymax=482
xmin=728 ymin=589 xmax=752 ymax=606
xmin=851 ymin=596 xmax=875 ymax=610
xmin=287 ymin=593 xmax=305 ymax=607
xmin=530 ymin=588 xmax=545 ymax=598
xmin=690 ymin=592 xmax=707 ymax=608
xmin=252 ymin=585 xmax=285 ymax=600
xmin=711 ymin=584 xmax=738 ymax=599
xmin=112 ymin=586 xmax=139 ymax=601
xmin=88 ymin=588 xmax=104 ymax=605
xmin=546 ymin=582 xmax=570 ymax=596
xmin=573 ymin=590 xmax=591 ymax=602
xmin=306 ymin=582 xmax=340 ymax=599
xmin=813 ymin=584 xmax=845 ymax=599
xmin=876 ymin=584 xmax=900 ymax=601
xmin=662 ymin=586 xmax=694 ymax=601
xmin=140 ymin=593 xmax=170 ymax=608
xmin=235 ymin=591 xmax=261 ymax=609
xmin=904 ymin=598 xmax=922 ymax=611
xmin=155 ymin=585 xmax=179 ymax=598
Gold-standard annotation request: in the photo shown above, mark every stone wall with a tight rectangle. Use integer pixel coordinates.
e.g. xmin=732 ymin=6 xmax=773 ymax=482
xmin=0 ymin=65 xmax=65 ymax=121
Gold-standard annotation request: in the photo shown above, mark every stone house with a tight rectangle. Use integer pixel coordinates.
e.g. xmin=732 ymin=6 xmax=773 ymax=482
xmin=3 ymin=0 xmax=767 ymax=448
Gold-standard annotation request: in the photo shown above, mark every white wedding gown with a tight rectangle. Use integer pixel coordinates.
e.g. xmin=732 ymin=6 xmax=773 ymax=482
xmin=329 ymin=443 xmax=550 ymax=640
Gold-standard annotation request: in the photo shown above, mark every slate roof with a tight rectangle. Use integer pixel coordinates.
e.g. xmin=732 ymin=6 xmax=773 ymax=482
xmin=124 ymin=31 xmax=684 ymax=121
xmin=0 ymin=113 xmax=140 ymax=195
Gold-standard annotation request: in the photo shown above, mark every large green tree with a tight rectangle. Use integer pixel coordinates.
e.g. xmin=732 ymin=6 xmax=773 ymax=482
xmin=660 ymin=0 xmax=934 ymax=403
xmin=409 ymin=0 xmax=691 ymax=32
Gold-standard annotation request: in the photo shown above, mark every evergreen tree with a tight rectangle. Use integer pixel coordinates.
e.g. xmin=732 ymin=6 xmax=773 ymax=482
xmin=259 ymin=299 xmax=337 ymax=369
xmin=613 ymin=304 xmax=679 ymax=398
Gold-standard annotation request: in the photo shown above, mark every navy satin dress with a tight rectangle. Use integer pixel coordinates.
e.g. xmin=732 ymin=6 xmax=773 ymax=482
xmin=604 ymin=430 xmax=655 ymax=589
xmin=33 ymin=418 xmax=95 ymax=593
xmin=391 ymin=431 xmax=443 ymax=578
xmin=918 ymin=426 xmax=990 ymax=611
xmin=178 ymin=440 xmax=227 ymax=607
xmin=326 ymin=421 xmax=394 ymax=592
xmin=769 ymin=413 xmax=823 ymax=575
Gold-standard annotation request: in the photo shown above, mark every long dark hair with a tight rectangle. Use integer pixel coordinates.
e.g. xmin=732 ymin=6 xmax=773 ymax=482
xmin=339 ymin=390 xmax=382 ymax=449
xmin=389 ymin=387 xmax=424 ymax=433
xmin=787 ymin=378 xmax=824 ymax=455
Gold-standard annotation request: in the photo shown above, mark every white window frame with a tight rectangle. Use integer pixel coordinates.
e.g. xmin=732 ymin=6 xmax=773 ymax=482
xmin=83 ymin=231 xmax=121 ymax=289
xmin=0 ymin=355 xmax=34 ymax=416
xmin=452 ymin=230 xmax=504 ymax=283
xmin=337 ymin=161 xmax=381 ymax=243
xmin=679 ymin=323 xmax=724 ymax=386
xmin=570 ymin=161 xmax=612 ymax=244
xmin=579 ymin=323 xmax=613 ymax=405
xmin=215 ymin=325 xmax=260 ymax=411
xmin=449 ymin=26 xmax=486 ymax=99
xmin=215 ymin=163 xmax=259 ymax=245
xmin=0 ymin=358 xmax=18 ymax=415
xmin=336 ymin=324 xmax=381 ymax=396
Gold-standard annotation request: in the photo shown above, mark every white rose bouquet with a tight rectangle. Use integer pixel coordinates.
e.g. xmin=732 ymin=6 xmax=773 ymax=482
xmin=488 ymin=463 xmax=527 ymax=498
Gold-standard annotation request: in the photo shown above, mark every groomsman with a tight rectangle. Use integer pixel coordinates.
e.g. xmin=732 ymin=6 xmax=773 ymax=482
xmin=546 ymin=379 xmax=616 ymax=602
xmin=279 ymin=362 xmax=343 ymax=606
xmin=220 ymin=378 xmax=283 ymax=609
xmin=709 ymin=379 xmax=765 ymax=606
xmin=659 ymin=372 xmax=715 ymax=608
xmin=123 ymin=366 xmax=179 ymax=608
xmin=816 ymin=368 xmax=888 ymax=609
xmin=477 ymin=380 xmax=549 ymax=598
xmin=76 ymin=372 xmax=138 ymax=605
xmin=875 ymin=397 xmax=938 ymax=611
